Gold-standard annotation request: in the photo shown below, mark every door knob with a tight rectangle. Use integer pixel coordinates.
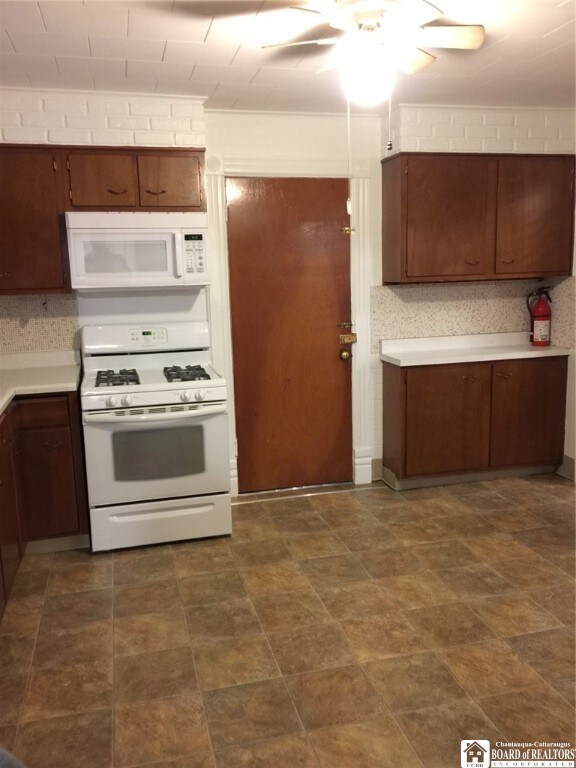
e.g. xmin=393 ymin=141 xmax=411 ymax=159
xmin=340 ymin=350 xmax=351 ymax=361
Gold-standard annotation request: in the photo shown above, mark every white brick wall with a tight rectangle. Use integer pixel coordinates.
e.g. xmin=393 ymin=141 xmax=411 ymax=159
xmin=384 ymin=104 xmax=575 ymax=156
xmin=0 ymin=88 xmax=205 ymax=147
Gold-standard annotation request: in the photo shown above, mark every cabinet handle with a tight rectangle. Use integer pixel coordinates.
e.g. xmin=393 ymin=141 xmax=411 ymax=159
xmin=496 ymin=373 xmax=512 ymax=379
xmin=461 ymin=375 xmax=477 ymax=381
xmin=42 ymin=441 xmax=64 ymax=450
xmin=145 ymin=189 xmax=167 ymax=196
xmin=465 ymin=260 xmax=480 ymax=266
xmin=500 ymin=259 xmax=515 ymax=264
xmin=106 ymin=188 xmax=128 ymax=195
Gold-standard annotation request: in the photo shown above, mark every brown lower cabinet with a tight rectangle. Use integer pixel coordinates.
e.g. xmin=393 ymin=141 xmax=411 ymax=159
xmin=0 ymin=405 xmax=23 ymax=613
xmin=13 ymin=393 xmax=88 ymax=540
xmin=382 ymin=356 xmax=568 ymax=483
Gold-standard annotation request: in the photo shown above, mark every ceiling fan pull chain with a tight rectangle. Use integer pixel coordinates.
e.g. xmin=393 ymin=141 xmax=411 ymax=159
xmin=346 ymin=96 xmax=353 ymax=216
xmin=387 ymin=94 xmax=393 ymax=152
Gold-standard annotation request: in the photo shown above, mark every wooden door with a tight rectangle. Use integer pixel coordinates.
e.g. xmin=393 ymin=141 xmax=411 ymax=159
xmin=490 ymin=357 xmax=567 ymax=467
xmin=68 ymin=153 xmax=138 ymax=207
xmin=405 ymin=154 xmax=497 ymax=278
xmin=405 ymin=363 xmax=492 ymax=476
xmin=0 ymin=148 xmax=65 ymax=291
xmin=496 ymin=156 xmax=574 ymax=275
xmin=227 ymin=177 xmax=352 ymax=493
xmin=138 ymin=154 xmax=204 ymax=208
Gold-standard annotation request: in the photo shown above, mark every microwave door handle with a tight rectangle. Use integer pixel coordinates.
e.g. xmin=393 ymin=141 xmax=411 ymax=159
xmin=84 ymin=403 xmax=226 ymax=425
xmin=174 ymin=232 xmax=183 ymax=278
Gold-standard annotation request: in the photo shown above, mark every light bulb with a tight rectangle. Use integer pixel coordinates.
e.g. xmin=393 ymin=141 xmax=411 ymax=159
xmin=337 ymin=33 xmax=396 ymax=107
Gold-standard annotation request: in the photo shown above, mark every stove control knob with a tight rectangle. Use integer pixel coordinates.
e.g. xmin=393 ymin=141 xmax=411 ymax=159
xmin=180 ymin=391 xmax=192 ymax=402
xmin=106 ymin=396 xmax=118 ymax=408
xmin=121 ymin=395 xmax=133 ymax=407
xmin=195 ymin=390 xmax=206 ymax=402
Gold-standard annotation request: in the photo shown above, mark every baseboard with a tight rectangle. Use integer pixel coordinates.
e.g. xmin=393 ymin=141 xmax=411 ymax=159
xmin=25 ymin=534 xmax=91 ymax=554
xmin=382 ymin=464 xmax=557 ymax=491
xmin=557 ymin=455 xmax=575 ymax=482
xmin=372 ymin=458 xmax=383 ymax=482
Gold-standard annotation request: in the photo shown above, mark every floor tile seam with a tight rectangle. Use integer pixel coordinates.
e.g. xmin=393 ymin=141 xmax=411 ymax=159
xmin=468 ymin=590 xmax=572 ymax=638
xmin=199 ymin=677 xmax=307 ymax=753
xmin=361 ymin=708 xmax=427 ymax=767
xmin=464 ymin=604 xmax=566 ymax=636
xmin=113 ymin=688 xmax=217 ymax=767
xmin=264 ymin=619 xmax=359 ymax=676
xmin=281 ymin=660 xmax=389 ymax=724
xmin=432 ymin=563 xmax=522 ymax=599
xmin=12 ymin=579 xmax=51 ymax=748
xmin=213 ymin=733 xmax=322 ymax=767
xmin=392 ymin=694 xmax=507 ymax=748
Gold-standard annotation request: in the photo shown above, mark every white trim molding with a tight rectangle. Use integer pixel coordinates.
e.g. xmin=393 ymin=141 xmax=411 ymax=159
xmin=206 ymin=155 xmax=375 ymax=491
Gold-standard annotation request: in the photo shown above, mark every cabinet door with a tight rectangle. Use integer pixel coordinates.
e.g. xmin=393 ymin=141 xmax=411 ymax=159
xmin=405 ymin=363 xmax=492 ymax=476
xmin=496 ymin=156 xmax=574 ymax=275
xmin=17 ymin=427 xmax=79 ymax=539
xmin=68 ymin=153 xmax=138 ymax=207
xmin=405 ymin=155 xmax=497 ymax=278
xmin=490 ymin=357 xmax=567 ymax=467
xmin=0 ymin=412 xmax=22 ymax=599
xmin=137 ymin=154 xmax=204 ymax=208
xmin=0 ymin=148 xmax=65 ymax=292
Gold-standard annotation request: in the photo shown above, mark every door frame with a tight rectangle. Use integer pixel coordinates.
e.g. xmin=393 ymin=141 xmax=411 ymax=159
xmin=205 ymin=156 xmax=373 ymax=496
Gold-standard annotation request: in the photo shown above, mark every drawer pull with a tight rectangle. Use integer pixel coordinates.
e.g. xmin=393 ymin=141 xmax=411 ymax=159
xmin=145 ymin=189 xmax=167 ymax=196
xmin=500 ymin=259 xmax=515 ymax=264
xmin=464 ymin=260 xmax=480 ymax=266
xmin=106 ymin=188 xmax=128 ymax=195
xmin=461 ymin=376 xmax=476 ymax=381
xmin=496 ymin=373 xmax=512 ymax=379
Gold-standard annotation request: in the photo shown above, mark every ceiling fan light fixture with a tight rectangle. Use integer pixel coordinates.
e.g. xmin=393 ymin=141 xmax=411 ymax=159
xmin=337 ymin=34 xmax=396 ymax=106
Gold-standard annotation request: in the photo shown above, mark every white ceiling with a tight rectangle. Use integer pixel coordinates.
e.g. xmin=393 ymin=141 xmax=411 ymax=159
xmin=0 ymin=0 xmax=574 ymax=114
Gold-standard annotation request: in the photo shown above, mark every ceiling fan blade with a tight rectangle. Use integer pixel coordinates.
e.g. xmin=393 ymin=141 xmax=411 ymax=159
xmin=263 ymin=35 xmax=340 ymax=48
xmin=419 ymin=24 xmax=485 ymax=50
xmin=396 ymin=47 xmax=436 ymax=74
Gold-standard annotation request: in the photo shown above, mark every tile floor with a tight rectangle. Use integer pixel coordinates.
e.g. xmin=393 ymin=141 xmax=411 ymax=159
xmin=0 ymin=473 xmax=574 ymax=768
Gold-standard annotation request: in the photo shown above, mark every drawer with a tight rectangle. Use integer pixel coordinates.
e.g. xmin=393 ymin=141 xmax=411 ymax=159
xmin=16 ymin=397 xmax=69 ymax=429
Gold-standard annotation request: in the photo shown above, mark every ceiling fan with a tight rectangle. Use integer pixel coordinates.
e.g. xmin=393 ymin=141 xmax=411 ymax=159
xmin=260 ymin=0 xmax=486 ymax=76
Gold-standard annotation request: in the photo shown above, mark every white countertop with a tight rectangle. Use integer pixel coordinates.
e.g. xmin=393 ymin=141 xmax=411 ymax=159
xmin=379 ymin=332 xmax=571 ymax=367
xmin=0 ymin=351 xmax=80 ymax=414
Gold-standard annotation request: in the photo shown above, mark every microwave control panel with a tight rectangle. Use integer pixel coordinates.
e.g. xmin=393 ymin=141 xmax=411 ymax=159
xmin=184 ymin=232 xmax=206 ymax=276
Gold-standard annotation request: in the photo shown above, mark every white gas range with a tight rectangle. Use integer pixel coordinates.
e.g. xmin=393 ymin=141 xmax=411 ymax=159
xmin=80 ymin=321 xmax=231 ymax=552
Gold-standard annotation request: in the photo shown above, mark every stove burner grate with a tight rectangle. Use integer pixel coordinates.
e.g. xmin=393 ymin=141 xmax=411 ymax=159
xmin=95 ymin=368 xmax=140 ymax=387
xmin=164 ymin=365 xmax=211 ymax=382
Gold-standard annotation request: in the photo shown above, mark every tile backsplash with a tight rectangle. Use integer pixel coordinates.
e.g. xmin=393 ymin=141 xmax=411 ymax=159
xmin=370 ymin=277 xmax=574 ymax=353
xmin=0 ymin=294 xmax=80 ymax=353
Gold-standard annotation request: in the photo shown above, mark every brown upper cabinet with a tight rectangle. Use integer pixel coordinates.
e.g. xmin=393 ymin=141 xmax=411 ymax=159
xmin=0 ymin=144 xmax=206 ymax=295
xmin=67 ymin=148 xmax=206 ymax=210
xmin=381 ymin=152 xmax=575 ymax=283
xmin=0 ymin=146 xmax=69 ymax=294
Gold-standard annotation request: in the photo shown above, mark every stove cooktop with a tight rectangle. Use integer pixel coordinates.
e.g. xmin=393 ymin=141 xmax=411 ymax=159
xmin=95 ymin=369 xmax=141 ymax=387
xmin=164 ymin=365 xmax=211 ymax=383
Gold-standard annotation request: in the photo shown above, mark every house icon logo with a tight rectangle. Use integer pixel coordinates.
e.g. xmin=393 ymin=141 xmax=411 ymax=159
xmin=461 ymin=740 xmax=490 ymax=768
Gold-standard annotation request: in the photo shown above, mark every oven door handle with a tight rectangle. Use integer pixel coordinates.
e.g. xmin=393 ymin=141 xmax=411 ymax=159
xmin=83 ymin=403 xmax=227 ymax=424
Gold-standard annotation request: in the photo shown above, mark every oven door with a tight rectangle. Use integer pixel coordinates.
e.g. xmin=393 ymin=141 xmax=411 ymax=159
xmin=82 ymin=404 xmax=229 ymax=506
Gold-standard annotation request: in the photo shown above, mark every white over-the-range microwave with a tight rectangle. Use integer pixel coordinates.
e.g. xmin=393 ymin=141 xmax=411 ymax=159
xmin=66 ymin=211 xmax=208 ymax=290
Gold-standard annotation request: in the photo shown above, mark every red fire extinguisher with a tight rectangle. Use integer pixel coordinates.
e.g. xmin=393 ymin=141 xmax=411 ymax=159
xmin=527 ymin=287 xmax=552 ymax=347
